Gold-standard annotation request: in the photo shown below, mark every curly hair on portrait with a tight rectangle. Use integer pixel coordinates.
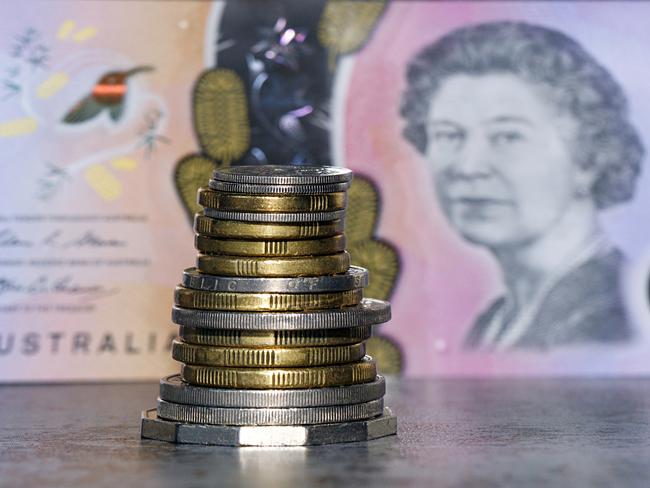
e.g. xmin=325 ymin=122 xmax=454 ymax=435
xmin=400 ymin=21 xmax=644 ymax=209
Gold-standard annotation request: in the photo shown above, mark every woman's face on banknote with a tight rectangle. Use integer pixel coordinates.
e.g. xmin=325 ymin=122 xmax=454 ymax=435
xmin=425 ymin=73 xmax=584 ymax=249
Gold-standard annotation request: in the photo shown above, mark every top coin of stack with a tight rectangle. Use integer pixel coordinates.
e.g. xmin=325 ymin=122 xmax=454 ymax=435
xmin=141 ymin=165 xmax=396 ymax=446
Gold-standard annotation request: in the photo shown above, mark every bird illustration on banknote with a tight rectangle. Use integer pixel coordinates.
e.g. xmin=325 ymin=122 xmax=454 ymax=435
xmin=62 ymin=65 xmax=153 ymax=124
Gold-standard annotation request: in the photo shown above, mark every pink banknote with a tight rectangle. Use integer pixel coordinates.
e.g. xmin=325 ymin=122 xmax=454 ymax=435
xmin=1 ymin=1 xmax=649 ymax=380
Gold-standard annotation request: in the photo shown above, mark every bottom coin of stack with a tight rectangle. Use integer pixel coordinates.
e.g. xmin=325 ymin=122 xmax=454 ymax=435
xmin=140 ymin=165 xmax=397 ymax=446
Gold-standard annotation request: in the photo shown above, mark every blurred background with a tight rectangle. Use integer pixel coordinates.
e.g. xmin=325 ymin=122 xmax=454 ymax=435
xmin=1 ymin=0 xmax=649 ymax=382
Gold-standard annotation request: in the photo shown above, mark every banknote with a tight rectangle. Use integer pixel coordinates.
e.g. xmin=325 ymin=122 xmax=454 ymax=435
xmin=2 ymin=0 xmax=650 ymax=380
xmin=0 ymin=1 xmax=213 ymax=381
xmin=344 ymin=1 xmax=650 ymax=375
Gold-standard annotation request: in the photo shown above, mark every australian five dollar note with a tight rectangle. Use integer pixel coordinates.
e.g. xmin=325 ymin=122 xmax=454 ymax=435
xmin=1 ymin=0 xmax=649 ymax=379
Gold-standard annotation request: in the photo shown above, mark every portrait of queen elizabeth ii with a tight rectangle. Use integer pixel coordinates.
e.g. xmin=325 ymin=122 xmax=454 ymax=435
xmin=400 ymin=21 xmax=644 ymax=351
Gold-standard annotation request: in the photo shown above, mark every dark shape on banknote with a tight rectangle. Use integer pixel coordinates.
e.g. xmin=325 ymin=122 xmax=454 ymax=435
xmin=214 ymin=0 xmax=385 ymax=165
xmin=401 ymin=21 xmax=644 ymax=351
xmin=62 ymin=66 xmax=154 ymax=124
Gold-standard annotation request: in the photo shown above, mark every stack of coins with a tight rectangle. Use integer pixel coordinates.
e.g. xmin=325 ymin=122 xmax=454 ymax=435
xmin=141 ymin=166 xmax=397 ymax=446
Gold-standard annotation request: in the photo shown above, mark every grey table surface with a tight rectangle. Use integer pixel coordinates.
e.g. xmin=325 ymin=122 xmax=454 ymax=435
xmin=2 ymin=378 xmax=650 ymax=488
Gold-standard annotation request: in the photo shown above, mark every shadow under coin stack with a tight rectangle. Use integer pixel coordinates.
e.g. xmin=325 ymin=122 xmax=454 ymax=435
xmin=141 ymin=166 xmax=397 ymax=446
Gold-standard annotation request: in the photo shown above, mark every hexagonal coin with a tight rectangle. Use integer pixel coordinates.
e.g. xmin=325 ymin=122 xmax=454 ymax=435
xmin=140 ymin=407 xmax=397 ymax=446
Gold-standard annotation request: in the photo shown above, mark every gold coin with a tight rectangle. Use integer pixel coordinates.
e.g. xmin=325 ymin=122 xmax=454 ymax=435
xmin=172 ymin=340 xmax=366 ymax=367
xmin=197 ymin=252 xmax=350 ymax=277
xmin=195 ymin=234 xmax=346 ymax=257
xmin=194 ymin=214 xmax=344 ymax=240
xmin=198 ymin=188 xmax=347 ymax=212
xmin=179 ymin=325 xmax=373 ymax=348
xmin=181 ymin=356 xmax=376 ymax=389
xmin=174 ymin=286 xmax=363 ymax=311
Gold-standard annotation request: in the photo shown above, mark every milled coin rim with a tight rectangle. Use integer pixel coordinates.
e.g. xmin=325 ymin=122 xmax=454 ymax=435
xmin=194 ymin=214 xmax=345 ymax=239
xmin=171 ymin=339 xmax=366 ymax=367
xmin=194 ymin=234 xmax=347 ymax=257
xmin=156 ymin=398 xmax=384 ymax=426
xmin=198 ymin=188 xmax=348 ymax=212
xmin=140 ymin=407 xmax=397 ymax=446
xmin=170 ymin=298 xmax=391 ymax=330
xmin=212 ymin=165 xmax=353 ymax=185
xmin=180 ymin=356 xmax=377 ymax=389
xmin=196 ymin=251 xmax=351 ymax=278
xmin=178 ymin=324 xmax=374 ymax=348
xmin=181 ymin=266 xmax=368 ymax=293
xmin=208 ymin=180 xmax=351 ymax=195
xmin=203 ymin=208 xmax=346 ymax=223
xmin=173 ymin=286 xmax=363 ymax=312
xmin=159 ymin=374 xmax=386 ymax=407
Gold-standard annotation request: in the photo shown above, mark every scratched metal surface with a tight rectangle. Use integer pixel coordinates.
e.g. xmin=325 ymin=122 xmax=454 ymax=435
xmin=2 ymin=378 xmax=650 ymax=487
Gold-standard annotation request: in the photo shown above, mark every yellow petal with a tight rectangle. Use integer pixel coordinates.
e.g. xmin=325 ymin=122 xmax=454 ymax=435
xmin=110 ymin=157 xmax=138 ymax=171
xmin=73 ymin=26 xmax=97 ymax=42
xmin=84 ymin=165 xmax=122 ymax=200
xmin=0 ymin=118 xmax=38 ymax=137
xmin=57 ymin=20 xmax=76 ymax=39
xmin=37 ymin=72 xmax=69 ymax=99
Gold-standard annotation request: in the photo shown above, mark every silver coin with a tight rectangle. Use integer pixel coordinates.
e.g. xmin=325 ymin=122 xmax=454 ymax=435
xmin=213 ymin=165 xmax=353 ymax=185
xmin=141 ymin=407 xmax=397 ymax=446
xmin=159 ymin=374 xmax=386 ymax=408
xmin=178 ymin=325 xmax=373 ymax=348
xmin=208 ymin=179 xmax=351 ymax=195
xmin=181 ymin=266 xmax=369 ymax=293
xmin=156 ymin=398 xmax=384 ymax=426
xmin=202 ymin=208 xmax=346 ymax=223
xmin=171 ymin=298 xmax=391 ymax=330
